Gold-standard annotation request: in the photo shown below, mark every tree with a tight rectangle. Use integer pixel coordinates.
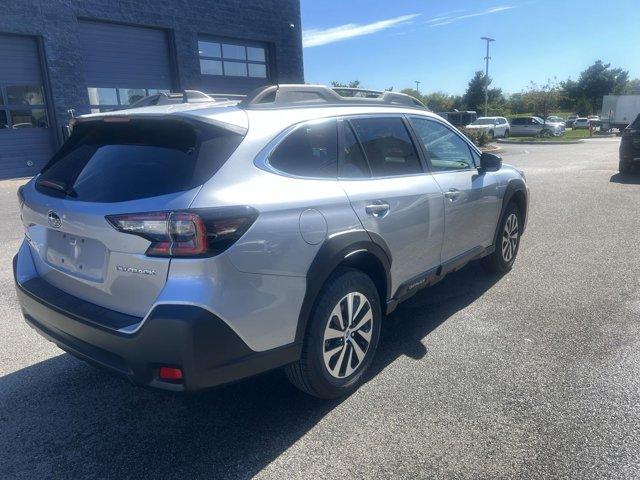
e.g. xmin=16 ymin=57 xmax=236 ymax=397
xmin=330 ymin=80 xmax=361 ymax=88
xmin=507 ymin=92 xmax=527 ymax=114
xmin=522 ymin=79 xmax=561 ymax=118
xmin=423 ymin=91 xmax=456 ymax=112
xmin=623 ymin=79 xmax=640 ymax=94
xmin=462 ymin=71 xmax=504 ymax=113
xmin=561 ymin=60 xmax=629 ymax=114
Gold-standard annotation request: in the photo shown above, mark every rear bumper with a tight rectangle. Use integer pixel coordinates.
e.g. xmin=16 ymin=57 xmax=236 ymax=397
xmin=14 ymin=254 xmax=300 ymax=392
xmin=620 ymin=141 xmax=640 ymax=163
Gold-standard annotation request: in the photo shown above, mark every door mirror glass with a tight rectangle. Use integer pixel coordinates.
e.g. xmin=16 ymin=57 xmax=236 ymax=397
xmin=479 ymin=152 xmax=502 ymax=172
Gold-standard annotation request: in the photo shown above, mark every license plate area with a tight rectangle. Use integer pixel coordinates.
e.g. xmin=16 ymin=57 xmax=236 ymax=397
xmin=45 ymin=230 xmax=107 ymax=282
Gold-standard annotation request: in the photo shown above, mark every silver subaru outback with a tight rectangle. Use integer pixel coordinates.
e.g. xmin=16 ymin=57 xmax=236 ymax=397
xmin=14 ymin=85 xmax=528 ymax=398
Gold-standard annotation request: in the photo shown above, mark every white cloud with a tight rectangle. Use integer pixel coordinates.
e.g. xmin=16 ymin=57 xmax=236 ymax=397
xmin=427 ymin=5 xmax=515 ymax=27
xmin=303 ymin=14 xmax=420 ymax=48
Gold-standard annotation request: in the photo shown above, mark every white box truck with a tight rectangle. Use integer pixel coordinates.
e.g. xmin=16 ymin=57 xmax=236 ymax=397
xmin=601 ymin=95 xmax=640 ymax=131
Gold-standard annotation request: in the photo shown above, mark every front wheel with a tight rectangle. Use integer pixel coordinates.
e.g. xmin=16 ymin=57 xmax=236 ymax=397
xmin=481 ymin=203 xmax=522 ymax=274
xmin=504 ymin=129 xmax=510 ymax=138
xmin=285 ymin=268 xmax=382 ymax=399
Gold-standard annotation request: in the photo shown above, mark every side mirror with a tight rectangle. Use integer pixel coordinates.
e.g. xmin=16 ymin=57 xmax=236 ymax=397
xmin=479 ymin=152 xmax=502 ymax=172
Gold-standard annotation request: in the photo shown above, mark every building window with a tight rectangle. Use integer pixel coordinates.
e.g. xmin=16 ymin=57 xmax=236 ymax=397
xmin=87 ymin=87 xmax=169 ymax=112
xmin=0 ymin=84 xmax=48 ymax=129
xmin=198 ymin=38 xmax=268 ymax=79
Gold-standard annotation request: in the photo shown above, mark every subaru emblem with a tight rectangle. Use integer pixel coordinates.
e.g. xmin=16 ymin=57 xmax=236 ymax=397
xmin=47 ymin=210 xmax=62 ymax=228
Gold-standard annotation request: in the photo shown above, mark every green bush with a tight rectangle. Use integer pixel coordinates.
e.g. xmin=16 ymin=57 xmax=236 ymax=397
xmin=461 ymin=128 xmax=491 ymax=147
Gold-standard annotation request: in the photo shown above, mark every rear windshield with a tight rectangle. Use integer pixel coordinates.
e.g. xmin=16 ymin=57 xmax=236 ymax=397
xmin=37 ymin=118 xmax=244 ymax=202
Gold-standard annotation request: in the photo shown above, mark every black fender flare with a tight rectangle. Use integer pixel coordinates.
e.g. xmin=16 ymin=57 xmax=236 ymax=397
xmin=493 ymin=178 xmax=528 ymax=246
xmin=294 ymin=230 xmax=392 ymax=343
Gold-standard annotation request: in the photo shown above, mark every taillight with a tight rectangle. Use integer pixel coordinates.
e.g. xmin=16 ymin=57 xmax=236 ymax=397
xmin=106 ymin=207 xmax=257 ymax=257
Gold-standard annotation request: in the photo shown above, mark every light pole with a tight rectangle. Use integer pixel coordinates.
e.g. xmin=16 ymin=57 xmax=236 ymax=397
xmin=480 ymin=36 xmax=495 ymax=117
xmin=414 ymin=80 xmax=421 ymax=94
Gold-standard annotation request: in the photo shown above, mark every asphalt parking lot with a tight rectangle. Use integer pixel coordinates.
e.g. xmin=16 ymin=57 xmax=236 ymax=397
xmin=2 ymin=137 xmax=639 ymax=479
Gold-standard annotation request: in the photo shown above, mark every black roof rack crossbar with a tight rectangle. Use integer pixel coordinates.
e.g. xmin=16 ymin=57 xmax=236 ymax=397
xmin=238 ymin=84 xmax=426 ymax=110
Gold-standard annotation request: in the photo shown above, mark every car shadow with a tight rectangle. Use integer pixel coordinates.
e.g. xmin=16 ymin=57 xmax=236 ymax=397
xmin=610 ymin=172 xmax=640 ymax=184
xmin=0 ymin=262 xmax=501 ymax=479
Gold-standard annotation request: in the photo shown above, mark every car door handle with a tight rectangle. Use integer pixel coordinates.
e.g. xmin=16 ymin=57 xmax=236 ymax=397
xmin=365 ymin=201 xmax=390 ymax=217
xmin=444 ymin=188 xmax=460 ymax=201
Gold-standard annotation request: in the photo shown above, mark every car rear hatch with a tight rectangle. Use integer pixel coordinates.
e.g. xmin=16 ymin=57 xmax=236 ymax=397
xmin=621 ymin=115 xmax=640 ymax=157
xmin=20 ymin=113 xmax=246 ymax=318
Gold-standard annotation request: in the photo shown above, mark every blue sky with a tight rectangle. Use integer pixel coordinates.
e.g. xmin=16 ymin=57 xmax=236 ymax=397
xmin=300 ymin=0 xmax=640 ymax=95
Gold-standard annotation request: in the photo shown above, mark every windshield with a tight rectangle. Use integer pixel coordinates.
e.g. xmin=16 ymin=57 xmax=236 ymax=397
xmin=471 ymin=118 xmax=495 ymax=125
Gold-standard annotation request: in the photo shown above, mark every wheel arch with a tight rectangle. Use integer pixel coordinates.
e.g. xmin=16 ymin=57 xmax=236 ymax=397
xmin=294 ymin=230 xmax=391 ymax=344
xmin=493 ymin=178 xmax=528 ymax=246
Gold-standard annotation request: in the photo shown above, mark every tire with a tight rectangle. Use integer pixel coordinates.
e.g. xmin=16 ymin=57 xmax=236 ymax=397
xmin=481 ymin=202 xmax=522 ymax=274
xmin=285 ymin=268 xmax=382 ymax=399
xmin=619 ymin=159 xmax=632 ymax=175
xmin=504 ymin=129 xmax=510 ymax=138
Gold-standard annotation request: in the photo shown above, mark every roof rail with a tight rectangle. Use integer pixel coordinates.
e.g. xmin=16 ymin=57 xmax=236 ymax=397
xmin=127 ymin=90 xmax=219 ymax=109
xmin=238 ymin=84 xmax=426 ymax=110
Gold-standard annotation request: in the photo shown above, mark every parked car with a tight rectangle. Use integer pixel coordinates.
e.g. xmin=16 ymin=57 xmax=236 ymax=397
xmin=545 ymin=116 xmax=565 ymax=125
xmin=566 ymin=114 xmax=579 ymax=128
xmin=619 ymin=113 xmax=640 ymax=175
xmin=13 ymin=85 xmax=528 ymax=399
xmin=510 ymin=116 xmax=565 ymax=136
xmin=573 ymin=117 xmax=591 ymax=129
xmin=464 ymin=116 xmax=510 ymax=138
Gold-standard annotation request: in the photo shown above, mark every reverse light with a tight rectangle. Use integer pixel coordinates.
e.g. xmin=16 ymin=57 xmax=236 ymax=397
xmin=106 ymin=207 xmax=258 ymax=258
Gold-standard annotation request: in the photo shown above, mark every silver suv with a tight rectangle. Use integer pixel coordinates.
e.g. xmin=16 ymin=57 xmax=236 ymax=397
xmin=14 ymin=85 xmax=528 ymax=399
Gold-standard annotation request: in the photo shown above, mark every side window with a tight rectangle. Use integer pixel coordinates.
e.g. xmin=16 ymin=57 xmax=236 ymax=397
xmin=269 ymin=119 xmax=338 ymax=178
xmin=349 ymin=117 xmax=422 ymax=177
xmin=341 ymin=122 xmax=370 ymax=178
xmin=410 ymin=117 xmax=475 ymax=171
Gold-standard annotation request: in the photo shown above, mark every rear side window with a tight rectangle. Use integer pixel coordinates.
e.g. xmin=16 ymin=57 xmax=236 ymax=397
xmin=349 ymin=117 xmax=422 ymax=177
xmin=37 ymin=119 xmax=244 ymax=202
xmin=269 ymin=119 xmax=338 ymax=178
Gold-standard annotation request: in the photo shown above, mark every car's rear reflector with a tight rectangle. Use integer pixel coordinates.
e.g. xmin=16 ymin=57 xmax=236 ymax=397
xmin=159 ymin=367 xmax=183 ymax=381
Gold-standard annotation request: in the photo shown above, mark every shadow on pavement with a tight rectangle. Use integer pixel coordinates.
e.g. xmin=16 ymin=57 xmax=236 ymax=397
xmin=610 ymin=172 xmax=640 ymax=184
xmin=0 ymin=262 xmax=500 ymax=479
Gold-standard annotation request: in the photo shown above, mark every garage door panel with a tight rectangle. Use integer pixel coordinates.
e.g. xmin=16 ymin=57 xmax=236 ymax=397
xmin=0 ymin=130 xmax=52 ymax=178
xmin=0 ymin=35 xmax=42 ymax=84
xmin=79 ymin=21 xmax=172 ymax=89
xmin=0 ymin=34 xmax=53 ymax=178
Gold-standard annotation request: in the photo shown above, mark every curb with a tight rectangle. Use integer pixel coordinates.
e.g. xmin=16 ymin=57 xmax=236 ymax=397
xmin=481 ymin=144 xmax=502 ymax=153
xmin=497 ymin=139 xmax=584 ymax=145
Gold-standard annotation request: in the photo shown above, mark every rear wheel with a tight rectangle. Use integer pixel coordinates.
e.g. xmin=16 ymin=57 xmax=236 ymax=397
xmin=286 ymin=268 xmax=382 ymax=399
xmin=481 ymin=202 xmax=521 ymax=274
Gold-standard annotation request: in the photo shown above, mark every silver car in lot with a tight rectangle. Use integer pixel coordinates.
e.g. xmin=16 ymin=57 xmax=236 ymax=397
xmin=464 ymin=116 xmax=511 ymax=138
xmin=509 ymin=116 xmax=565 ymax=136
xmin=14 ymin=85 xmax=529 ymax=398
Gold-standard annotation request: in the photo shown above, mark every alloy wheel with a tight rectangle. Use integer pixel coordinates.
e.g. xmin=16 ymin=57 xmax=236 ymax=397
xmin=322 ymin=292 xmax=373 ymax=379
xmin=501 ymin=213 xmax=519 ymax=262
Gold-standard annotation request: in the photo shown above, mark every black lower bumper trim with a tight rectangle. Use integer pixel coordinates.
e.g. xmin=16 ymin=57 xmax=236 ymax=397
xmin=15 ymin=262 xmax=301 ymax=392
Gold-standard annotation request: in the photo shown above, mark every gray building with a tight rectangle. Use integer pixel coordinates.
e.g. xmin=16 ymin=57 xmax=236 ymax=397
xmin=0 ymin=0 xmax=304 ymax=178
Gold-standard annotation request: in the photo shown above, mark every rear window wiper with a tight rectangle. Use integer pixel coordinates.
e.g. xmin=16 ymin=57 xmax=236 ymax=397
xmin=36 ymin=178 xmax=77 ymax=197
